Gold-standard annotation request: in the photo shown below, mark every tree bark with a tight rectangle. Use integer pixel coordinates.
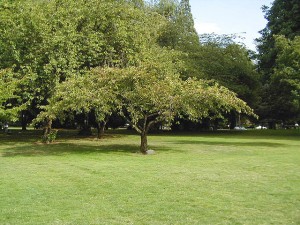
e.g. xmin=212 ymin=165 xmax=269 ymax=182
xmin=43 ymin=119 xmax=52 ymax=136
xmin=129 ymin=115 xmax=157 ymax=154
xmin=21 ymin=111 xmax=27 ymax=131
xmin=97 ymin=121 xmax=106 ymax=139
xmin=140 ymin=131 xmax=148 ymax=154
xmin=78 ymin=113 xmax=92 ymax=136
xmin=229 ymin=111 xmax=237 ymax=129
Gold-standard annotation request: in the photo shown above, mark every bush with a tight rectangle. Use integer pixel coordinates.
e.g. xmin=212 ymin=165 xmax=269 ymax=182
xmin=41 ymin=130 xmax=58 ymax=143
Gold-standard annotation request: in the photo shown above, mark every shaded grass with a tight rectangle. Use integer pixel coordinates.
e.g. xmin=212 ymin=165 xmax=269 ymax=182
xmin=0 ymin=129 xmax=300 ymax=224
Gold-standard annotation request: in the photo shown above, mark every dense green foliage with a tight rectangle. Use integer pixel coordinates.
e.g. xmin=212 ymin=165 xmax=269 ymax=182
xmin=41 ymin=48 xmax=254 ymax=152
xmin=260 ymin=36 xmax=300 ymax=121
xmin=0 ymin=0 xmax=165 ymax=128
xmin=0 ymin=69 xmax=23 ymax=121
xmin=256 ymin=0 xmax=300 ymax=124
xmin=1 ymin=0 xmax=261 ymax=144
xmin=198 ymin=34 xmax=260 ymax=108
xmin=0 ymin=0 xmax=259 ymax=151
xmin=257 ymin=0 xmax=300 ymax=78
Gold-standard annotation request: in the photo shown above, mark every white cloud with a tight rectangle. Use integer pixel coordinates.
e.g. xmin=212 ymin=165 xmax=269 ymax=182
xmin=194 ymin=22 xmax=222 ymax=34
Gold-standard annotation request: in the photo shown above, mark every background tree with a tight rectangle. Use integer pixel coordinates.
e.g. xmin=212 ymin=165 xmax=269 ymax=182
xmin=257 ymin=0 xmax=300 ymax=79
xmin=256 ymin=0 xmax=300 ymax=126
xmin=197 ymin=34 xmax=260 ymax=107
xmin=0 ymin=69 xmax=24 ymax=123
xmin=154 ymin=0 xmax=200 ymax=78
xmin=1 ymin=0 xmax=258 ymax=138
xmin=168 ymin=34 xmax=260 ymax=129
xmin=260 ymin=36 xmax=300 ymax=123
xmin=0 ymin=0 xmax=165 ymax=129
xmin=154 ymin=2 xmax=260 ymax=129
xmin=35 ymin=70 xmax=118 ymax=139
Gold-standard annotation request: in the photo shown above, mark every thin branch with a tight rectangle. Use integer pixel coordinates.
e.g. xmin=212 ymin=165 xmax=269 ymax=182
xmin=147 ymin=112 xmax=159 ymax=118
xmin=146 ymin=120 xmax=156 ymax=133
xmin=123 ymin=116 xmax=142 ymax=134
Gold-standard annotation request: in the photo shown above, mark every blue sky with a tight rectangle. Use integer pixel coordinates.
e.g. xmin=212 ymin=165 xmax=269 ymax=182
xmin=189 ymin=0 xmax=273 ymax=51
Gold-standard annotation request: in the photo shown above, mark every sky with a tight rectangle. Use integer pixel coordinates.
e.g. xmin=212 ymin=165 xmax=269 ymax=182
xmin=189 ymin=0 xmax=273 ymax=51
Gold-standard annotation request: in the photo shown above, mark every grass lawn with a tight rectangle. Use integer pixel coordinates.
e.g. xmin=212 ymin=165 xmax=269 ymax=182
xmin=0 ymin=129 xmax=299 ymax=225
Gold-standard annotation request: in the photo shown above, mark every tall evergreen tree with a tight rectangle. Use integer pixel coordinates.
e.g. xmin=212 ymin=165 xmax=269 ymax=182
xmin=256 ymin=0 xmax=300 ymax=125
xmin=257 ymin=0 xmax=300 ymax=79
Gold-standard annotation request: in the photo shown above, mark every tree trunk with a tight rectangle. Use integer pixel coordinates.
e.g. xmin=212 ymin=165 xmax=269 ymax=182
xmin=140 ymin=132 xmax=148 ymax=154
xmin=21 ymin=111 xmax=27 ymax=131
xmin=268 ymin=121 xmax=276 ymax=129
xmin=43 ymin=119 xmax=52 ymax=135
xmin=21 ymin=122 xmax=27 ymax=131
xmin=213 ymin=119 xmax=219 ymax=131
xmin=229 ymin=111 xmax=237 ymax=129
xmin=78 ymin=113 xmax=92 ymax=136
xmin=97 ymin=121 xmax=106 ymax=139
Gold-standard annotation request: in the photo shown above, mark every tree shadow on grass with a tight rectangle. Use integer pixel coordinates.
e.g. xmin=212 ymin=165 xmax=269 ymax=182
xmin=1 ymin=142 xmax=143 ymax=157
xmin=151 ymin=130 xmax=300 ymax=141
xmin=0 ymin=131 xmax=41 ymax=144
xmin=1 ymin=130 xmax=290 ymax=158
xmin=0 ymin=129 xmax=136 ymax=145
xmin=1 ymin=141 xmax=177 ymax=157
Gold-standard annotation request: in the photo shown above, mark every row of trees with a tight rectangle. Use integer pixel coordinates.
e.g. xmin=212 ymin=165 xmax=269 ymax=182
xmin=1 ymin=0 xmax=298 ymax=151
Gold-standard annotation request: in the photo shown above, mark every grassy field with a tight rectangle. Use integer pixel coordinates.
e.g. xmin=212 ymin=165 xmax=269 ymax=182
xmin=0 ymin=129 xmax=299 ymax=225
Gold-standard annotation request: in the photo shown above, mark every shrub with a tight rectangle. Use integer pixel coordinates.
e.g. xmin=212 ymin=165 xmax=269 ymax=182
xmin=41 ymin=130 xmax=58 ymax=143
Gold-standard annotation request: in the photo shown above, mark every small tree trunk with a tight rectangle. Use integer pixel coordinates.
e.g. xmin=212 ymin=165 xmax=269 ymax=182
xmin=229 ymin=111 xmax=237 ymax=129
xmin=213 ymin=119 xmax=219 ymax=131
xmin=21 ymin=111 xmax=27 ymax=131
xmin=268 ymin=121 xmax=276 ymax=129
xmin=140 ymin=132 xmax=148 ymax=154
xmin=78 ymin=113 xmax=92 ymax=136
xmin=97 ymin=121 xmax=106 ymax=139
xmin=21 ymin=122 xmax=27 ymax=131
xmin=43 ymin=119 xmax=52 ymax=136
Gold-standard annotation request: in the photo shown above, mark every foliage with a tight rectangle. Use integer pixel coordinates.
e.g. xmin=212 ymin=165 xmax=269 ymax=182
xmin=197 ymin=34 xmax=260 ymax=107
xmin=260 ymin=36 xmax=300 ymax=121
xmin=1 ymin=0 xmax=258 ymax=140
xmin=155 ymin=0 xmax=199 ymax=50
xmin=91 ymin=48 xmax=254 ymax=152
xmin=0 ymin=69 xmax=24 ymax=122
xmin=256 ymin=0 xmax=300 ymax=79
xmin=0 ymin=0 xmax=165 ymax=126
xmin=41 ymin=129 xmax=58 ymax=144
xmin=260 ymin=0 xmax=300 ymax=39
xmin=36 ymin=29 xmax=255 ymax=152
xmin=180 ymin=33 xmax=260 ymax=128
xmin=34 ymin=69 xmax=119 ymax=138
xmin=154 ymin=0 xmax=200 ymax=78
xmin=256 ymin=0 xmax=300 ymax=123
